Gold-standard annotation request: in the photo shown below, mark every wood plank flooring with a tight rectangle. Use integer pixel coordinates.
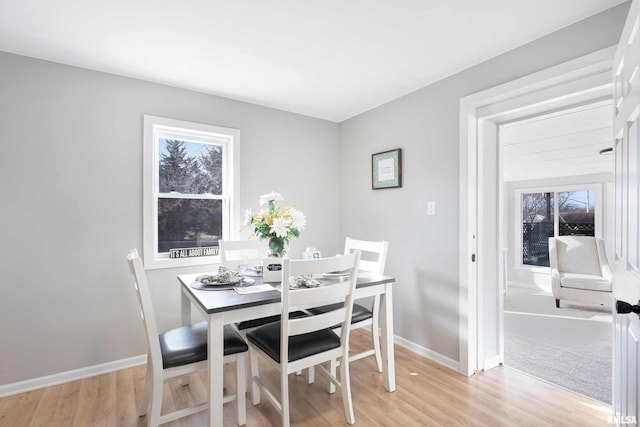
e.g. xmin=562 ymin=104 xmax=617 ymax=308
xmin=0 ymin=329 xmax=612 ymax=426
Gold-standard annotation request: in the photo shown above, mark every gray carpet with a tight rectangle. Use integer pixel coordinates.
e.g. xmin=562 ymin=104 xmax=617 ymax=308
xmin=504 ymin=286 xmax=612 ymax=404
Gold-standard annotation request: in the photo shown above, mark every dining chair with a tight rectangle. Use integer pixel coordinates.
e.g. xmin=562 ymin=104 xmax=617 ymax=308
xmin=246 ymin=251 xmax=361 ymax=427
xmin=127 ymin=248 xmax=248 ymax=427
xmin=305 ymin=237 xmax=389 ymax=372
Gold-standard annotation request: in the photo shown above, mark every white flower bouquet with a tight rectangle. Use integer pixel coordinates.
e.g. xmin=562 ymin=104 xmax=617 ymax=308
xmin=243 ymin=192 xmax=306 ymax=256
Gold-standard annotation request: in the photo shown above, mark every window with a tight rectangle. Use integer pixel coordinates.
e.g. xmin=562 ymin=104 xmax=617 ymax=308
xmin=143 ymin=116 xmax=240 ymax=269
xmin=516 ymin=185 xmax=601 ymax=270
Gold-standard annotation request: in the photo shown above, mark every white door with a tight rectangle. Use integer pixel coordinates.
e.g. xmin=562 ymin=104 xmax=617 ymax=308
xmin=613 ymin=0 xmax=640 ymax=423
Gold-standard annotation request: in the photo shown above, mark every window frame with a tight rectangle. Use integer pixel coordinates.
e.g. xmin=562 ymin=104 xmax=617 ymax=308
xmin=143 ymin=115 xmax=240 ymax=270
xmin=514 ymin=183 xmax=602 ymax=273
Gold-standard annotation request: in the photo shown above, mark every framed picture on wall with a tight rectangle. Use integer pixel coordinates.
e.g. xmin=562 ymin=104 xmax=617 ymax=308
xmin=372 ymin=148 xmax=402 ymax=189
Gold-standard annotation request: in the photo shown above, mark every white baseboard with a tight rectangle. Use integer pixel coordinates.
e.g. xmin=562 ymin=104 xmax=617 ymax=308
xmin=483 ymin=355 xmax=502 ymax=371
xmin=0 ymin=354 xmax=147 ymax=398
xmin=0 ymin=334 xmax=462 ymax=398
xmin=393 ymin=335 xmax=460 ymax=372
xmin=359 ymin=326 xmax=459 ymax=372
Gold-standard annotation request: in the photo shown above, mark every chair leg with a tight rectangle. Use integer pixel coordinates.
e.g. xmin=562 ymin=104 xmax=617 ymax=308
xmin=249 ymin=349 xmax=260 ymax=405
xmin=307 ymin=366 xmax=315 ymax=384
xmin=179 ymin=373 xmax=191 ymax=386
xmin=340 ymin=355 xmax=355 ymax=425
xmin=244 ymin=352 xmax=253 ymax=403
xmin=371 ymin=295 xmax=383 ymax=373
xmin=237 ymin=328 xmax=254 ymax=401
xmin=148 ymin=370 xmax=163 ymax=427
xmin=139 ymin=354 xmax=153 ymax=416
xmin=328 ymin=360 xmax=337 ymax=394
xmin=555 ymin=298 xmax=560 ymax=308
xmin=236 ymin=354 xmax=247 ymax=426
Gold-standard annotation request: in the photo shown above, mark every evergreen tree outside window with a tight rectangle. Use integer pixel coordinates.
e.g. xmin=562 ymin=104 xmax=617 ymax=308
xmin=143 ymin=116 xmax=240 ymax=269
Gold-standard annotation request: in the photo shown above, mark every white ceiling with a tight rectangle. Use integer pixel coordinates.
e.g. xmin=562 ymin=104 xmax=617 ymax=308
xmin=501 ymin=101 xmax=614 ymax=181
xmin=0 ymin=0 xmax=626 ymax=122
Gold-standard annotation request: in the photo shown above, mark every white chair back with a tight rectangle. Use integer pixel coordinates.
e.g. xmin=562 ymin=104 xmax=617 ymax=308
xmin=550 ymin=236 xmax=603 ymax=276
xmin=219 ymin=239 xmax=268 ymax=269
xmin=344 ymin=237 xmax=388 ymax=274
xmin=127 ymin=248 xmax=162 ymax=362
xmin=282 ymin=251 xmax=361 ymax=358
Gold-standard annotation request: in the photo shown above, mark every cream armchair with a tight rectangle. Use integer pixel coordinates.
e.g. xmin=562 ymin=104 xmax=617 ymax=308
xmin=548 ymin=236 xmax=612 ymax=308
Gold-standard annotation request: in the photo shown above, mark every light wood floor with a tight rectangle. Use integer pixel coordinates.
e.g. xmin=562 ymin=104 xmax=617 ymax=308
xmin=0 ymin=329 xmax=612 ymax=426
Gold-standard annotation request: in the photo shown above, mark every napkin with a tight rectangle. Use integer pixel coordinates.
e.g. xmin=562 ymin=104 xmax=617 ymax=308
xmin=289 ymin=274 xmax=320 ymax=288
xmin=217 ymin=266 xmax=242 ymax=282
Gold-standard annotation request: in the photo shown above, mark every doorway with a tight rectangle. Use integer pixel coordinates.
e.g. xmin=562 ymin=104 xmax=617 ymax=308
xmin=458 ymin=46 xmax=616 ymax=378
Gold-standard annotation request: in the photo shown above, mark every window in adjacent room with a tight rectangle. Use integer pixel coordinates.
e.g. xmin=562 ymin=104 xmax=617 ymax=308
xmin=143 ymin=115 xmax=240 ymax=269
xmin=516 ymin=185 xmax=601 ymax=270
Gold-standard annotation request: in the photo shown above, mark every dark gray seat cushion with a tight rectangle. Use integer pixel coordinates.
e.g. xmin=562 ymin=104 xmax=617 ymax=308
xmin=305 ymin=303 xmax=372 ymax=325
xmin=235 ymin=310 xmax=308 ymax=330
xmin=246 ymin=321 xmax=340 ymax=363
xmin=159 ymin=321 xmax=248 ymax=369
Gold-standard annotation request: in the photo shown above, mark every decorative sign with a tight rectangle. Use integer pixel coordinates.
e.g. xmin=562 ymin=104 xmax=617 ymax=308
xmin=169 ymin=246 xmax=219 ymax=259
xmin=266 ymin=263 xmax=282 ymax=272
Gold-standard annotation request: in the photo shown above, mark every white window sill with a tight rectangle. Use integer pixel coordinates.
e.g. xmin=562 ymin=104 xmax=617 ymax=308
xmin=144 ymin=254 xmax=221 ymax=270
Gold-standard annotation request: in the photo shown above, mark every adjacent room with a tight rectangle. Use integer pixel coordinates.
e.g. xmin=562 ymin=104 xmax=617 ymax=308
xmin=501 ymin=101 xmax=614 ymax=404
xmin=0 ymin=1 xmax=636 ymax=426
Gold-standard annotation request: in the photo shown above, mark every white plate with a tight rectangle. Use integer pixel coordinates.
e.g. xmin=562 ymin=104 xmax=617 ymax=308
xmin=191 ymin=277 xmax=255 ymax=291
xmin=196 ymin=274 xmax=242 ymax=286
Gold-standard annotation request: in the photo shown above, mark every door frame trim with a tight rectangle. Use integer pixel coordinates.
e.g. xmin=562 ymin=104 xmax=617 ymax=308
xmin=458 ymin=46 xmax=616 ymax=376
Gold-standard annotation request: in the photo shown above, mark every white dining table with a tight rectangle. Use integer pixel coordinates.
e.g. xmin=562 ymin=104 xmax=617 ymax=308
xmin=178 ymin=270 xmax=396 ymax=426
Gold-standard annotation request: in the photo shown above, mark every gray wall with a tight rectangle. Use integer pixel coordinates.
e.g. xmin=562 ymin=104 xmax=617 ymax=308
xmin=339 ymin=3 xmax=628 ymax=361
xmin=0 ymin=52 xmax=341 ymax=385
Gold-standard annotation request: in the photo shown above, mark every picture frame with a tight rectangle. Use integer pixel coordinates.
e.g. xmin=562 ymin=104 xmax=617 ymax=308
xmin=372 ymin=148 xmax=402 ymax=189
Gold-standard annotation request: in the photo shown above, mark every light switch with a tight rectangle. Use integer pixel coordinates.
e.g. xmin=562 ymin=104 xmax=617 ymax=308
xmin=427 ymin=201 xmax=436 ymax=216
